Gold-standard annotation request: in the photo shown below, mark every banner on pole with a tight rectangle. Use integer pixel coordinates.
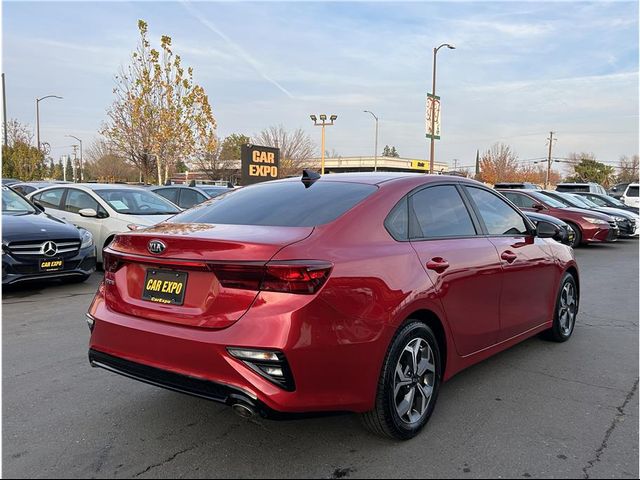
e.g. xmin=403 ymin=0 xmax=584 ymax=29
xmin=425 ymin=93 xmax=441 ymax=140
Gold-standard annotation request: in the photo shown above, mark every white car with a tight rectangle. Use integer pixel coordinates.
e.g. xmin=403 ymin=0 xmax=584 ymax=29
xmin=28 ymin=184 xmax=181 ymax=262
xmin=621 ymin=183 xmax=639 ymax=209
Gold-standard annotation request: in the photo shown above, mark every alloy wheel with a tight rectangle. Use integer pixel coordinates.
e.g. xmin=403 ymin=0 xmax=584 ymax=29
xmin=558 ymin=282 xmax=577 ymax=336
xmin=393 ymin=338 xmax=436 ymax=425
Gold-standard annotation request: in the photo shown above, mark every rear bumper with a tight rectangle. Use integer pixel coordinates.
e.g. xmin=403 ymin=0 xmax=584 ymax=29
xmin=88 ymin=291 xmax=387 ymax=415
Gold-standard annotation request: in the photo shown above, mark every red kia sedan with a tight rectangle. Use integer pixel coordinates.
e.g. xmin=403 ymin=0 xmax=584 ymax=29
xmin=498 ymin=189 xmax=618 ymax=248
xmin=88 ymin=173 xmax=579 ymax=440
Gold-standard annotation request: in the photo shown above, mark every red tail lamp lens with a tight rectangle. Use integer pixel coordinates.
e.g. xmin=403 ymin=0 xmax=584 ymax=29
xmin=262 ymin=262 xmax=333 ymax=294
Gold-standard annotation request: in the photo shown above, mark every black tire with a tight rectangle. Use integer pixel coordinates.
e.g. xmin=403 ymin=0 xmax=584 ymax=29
xmin=543 ymin=272 xmax=579 ymax=342
xmin=566 ymin=222 xmax=582 ymax=248
xmin=361 ymin=321 xmax=441 ymax=440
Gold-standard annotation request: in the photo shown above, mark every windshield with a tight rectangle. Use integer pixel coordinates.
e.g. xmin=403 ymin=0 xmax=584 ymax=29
xmin=530 ymin=191 xmax=568 ymax=208
xmin=170 ymin=181 xmax=377 ymax=227
xmin=2 ymin=186 xmax=36 ymax=214
xmin=95 ymin=188 xmax=180 ymax=215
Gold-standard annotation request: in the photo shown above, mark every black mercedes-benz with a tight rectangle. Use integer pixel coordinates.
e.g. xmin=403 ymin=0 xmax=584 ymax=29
xmin=2 ymin=186 xmax=97 ymax=285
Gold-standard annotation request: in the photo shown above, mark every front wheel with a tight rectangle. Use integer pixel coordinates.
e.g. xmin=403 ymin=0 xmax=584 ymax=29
xmin=544 ymin=273 xmax=579 ymax=342
xmin=360 ymin=322 xmax=441 ymax=440
xmin=566 ymin=222 xmax=582 ymax=248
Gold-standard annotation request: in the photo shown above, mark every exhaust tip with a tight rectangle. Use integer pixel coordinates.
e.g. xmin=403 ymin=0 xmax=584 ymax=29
xmin=232 ymin=403 xmax=256 ymax=419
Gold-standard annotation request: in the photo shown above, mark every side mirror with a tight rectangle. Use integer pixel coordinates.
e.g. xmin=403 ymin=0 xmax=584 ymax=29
xmin=533 ymin=203 xmax=545 ymax=211
xmin=536 ymin=220 xmax=560 ymax=239
xmin=79 ymin=208 xmax=98 ymax=218
xmin=33 ymin=201 xmax=45 ymax=212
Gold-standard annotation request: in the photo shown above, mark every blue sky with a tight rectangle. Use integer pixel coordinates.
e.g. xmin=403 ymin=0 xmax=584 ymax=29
xmin=3 ymin=1 xmax=639 ymax=172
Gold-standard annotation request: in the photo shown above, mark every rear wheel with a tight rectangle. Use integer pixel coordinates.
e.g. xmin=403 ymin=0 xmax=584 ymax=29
xmin=544 ymin=273 xmax=578 ymax=342
xmin=361 ymin=322 xmax=441 ymax=440
xmin=566 ymin=222 xmax=582 ymax=248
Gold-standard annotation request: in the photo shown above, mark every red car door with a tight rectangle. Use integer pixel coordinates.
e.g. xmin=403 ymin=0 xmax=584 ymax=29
xmin=464 ymin=186 xmax=559 ymax=341
xmin=408 ymin=184 xmax=503 ymax=356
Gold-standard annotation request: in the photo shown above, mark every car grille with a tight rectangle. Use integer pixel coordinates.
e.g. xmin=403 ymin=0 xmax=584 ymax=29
xmin=7 ymin=239 xmax=81 ymax=257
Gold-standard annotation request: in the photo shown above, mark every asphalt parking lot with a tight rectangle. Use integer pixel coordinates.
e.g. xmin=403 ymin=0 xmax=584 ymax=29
xmin=3 ymin=240 xmax=638 ymax=479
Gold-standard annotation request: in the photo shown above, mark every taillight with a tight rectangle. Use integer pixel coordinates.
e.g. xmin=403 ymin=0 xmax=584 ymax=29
xmin=262 ymin=261 xmax=333 ymax=294
xmin=212 ymin=261 xmax=332 ymax=295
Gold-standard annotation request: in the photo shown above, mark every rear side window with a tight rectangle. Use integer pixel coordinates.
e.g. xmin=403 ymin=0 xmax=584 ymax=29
xmin=409 ymin=185 xmax=476 ymax=238
xmin=169 ymin=181 xmax=377 ymax=227
xmin=385 ymin=197 xmax=409 ymax=240
xmin=502 ymin=192 xmax=538 ymax=209
xmin=155 ymin=188 xmax=179 ymax=204
xmin=179 ymin=189 xmax=207 ymax=209
xmin=466 ymin=187 xmax=529 ymax=235
xmin=34 ymin=188 xmax=64 ymax=209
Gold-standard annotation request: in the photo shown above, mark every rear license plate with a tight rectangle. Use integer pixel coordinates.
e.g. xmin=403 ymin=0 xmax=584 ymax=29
xmin=39 ymin=258 xmax=64 ymax=272
xmin=142 ymin=269 xmax=188 ymax=306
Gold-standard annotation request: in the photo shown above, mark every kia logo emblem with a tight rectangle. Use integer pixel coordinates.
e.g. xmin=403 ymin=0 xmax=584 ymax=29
xmin=148 ymin=240 xmax=166 ymax=255
xmin=41 ymin=241 xmax=58 ymax=257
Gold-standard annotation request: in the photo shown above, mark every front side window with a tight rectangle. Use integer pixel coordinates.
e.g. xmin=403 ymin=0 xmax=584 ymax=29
xmin=627 ymin=186 xmax=639 ymax=198
xmin=409 ymin=185 xmax=476 ymax=238
xmin=34 ymin=188 xmax=65 ymax=209
xmin=64 ymin=189 xmax=100 ymax=213
xmin=466 ymin=187 xmax=529 ymax=235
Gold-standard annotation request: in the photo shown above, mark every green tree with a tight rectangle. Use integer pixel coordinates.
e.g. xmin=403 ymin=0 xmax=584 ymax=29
xmin=382 ymin=145 xmax=391 ymax=157
xmin=565 ymin=153 xmax=614 ymax=186
xmin=65 ymin=157 xmax=74 ymax=182
xmin=390 ymin=146 xmax=399 ymax=158
xmin=220 ymin=133 xmax=250 ymax=161
xmin=53 ymin=159 xmax=64 ymax=180
xmin=1 ymin=142 xmax=46 ymax=180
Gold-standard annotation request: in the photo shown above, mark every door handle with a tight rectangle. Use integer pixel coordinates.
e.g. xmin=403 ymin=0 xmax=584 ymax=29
xmin=501 ymin=250 xmax=517 ymax=263
xmin=426 ymin=257 xmax=450 ymax=273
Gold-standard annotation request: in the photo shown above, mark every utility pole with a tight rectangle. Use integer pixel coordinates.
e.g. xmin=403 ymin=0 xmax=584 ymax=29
xmin=2 ymin=73 xmax=7 ymax=146
xmin=545 ymin=131 xmax=556 ymax=189
xmin=71 ymin=144 xmax=79 ymax=182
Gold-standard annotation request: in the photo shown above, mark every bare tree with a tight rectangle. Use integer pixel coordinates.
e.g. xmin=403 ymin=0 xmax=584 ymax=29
xmin=84 ymin=139 xmax=139 ymax=182
xmin=3 ymin=118 xmax=33 ymax=146
xmin=617 ymin=154 xmax=639 ymax=184
xmin=253 ymin=125 xmax=316 ymax=177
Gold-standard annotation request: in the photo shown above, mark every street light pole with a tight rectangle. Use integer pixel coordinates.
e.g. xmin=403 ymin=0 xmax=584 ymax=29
xmin=429 ymin=43 xmax=455 ymax=174
xmin=36 ymin=95 xmax=62 ymax=152
xmin=364 ymin=110 xmax=379 ymax=172
xmin=66 ymin=135 xmax=83 ymax=182
xmin=310 ymin=114 xmax=337 ymax=175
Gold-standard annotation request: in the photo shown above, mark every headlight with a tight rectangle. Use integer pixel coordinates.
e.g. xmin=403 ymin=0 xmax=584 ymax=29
xmin=582 ymin=217 xmax=609 ymax=225
xmin=613 ymin=216 xmax=626 ymax=223
xmin=80 ymin=229 xmax=94 ymax=249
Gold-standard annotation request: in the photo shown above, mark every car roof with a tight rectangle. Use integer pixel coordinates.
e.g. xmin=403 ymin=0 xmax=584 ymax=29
xmin=275 ymin=172 xmax=482 ymax=187
xmin=32 ymin=183 xmax=149 ymax=193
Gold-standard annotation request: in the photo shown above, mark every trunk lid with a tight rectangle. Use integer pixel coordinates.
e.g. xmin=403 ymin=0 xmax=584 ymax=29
xmin=103 ymin=223 xmax=313 ymax=329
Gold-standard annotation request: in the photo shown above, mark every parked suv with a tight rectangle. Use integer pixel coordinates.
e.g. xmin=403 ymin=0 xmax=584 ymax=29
xmin=497 ymin=189 xmax=618 ymax=247
xmin=555 ymin=182 xmax=607 ymax=194
xmin=621 ymin=184 xmax=639 ymax=209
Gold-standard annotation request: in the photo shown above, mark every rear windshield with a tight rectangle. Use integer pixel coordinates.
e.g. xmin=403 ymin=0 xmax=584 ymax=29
xmin=169 ymin=181 xmax=377 ymax=227
xmin=556 ymin=185 xmax=590 ymax=192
